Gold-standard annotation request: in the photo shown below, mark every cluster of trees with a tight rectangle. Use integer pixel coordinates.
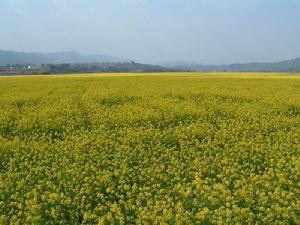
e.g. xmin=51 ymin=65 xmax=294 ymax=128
xmin=47 ymin=62 xmax=174 ymax=74
xmin=0 ymin=62 xmax=178 ymax=75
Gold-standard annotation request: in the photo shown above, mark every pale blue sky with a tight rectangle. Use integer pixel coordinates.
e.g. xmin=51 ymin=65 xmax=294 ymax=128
xmin=1 ymin=0 xmax=300 ymax=64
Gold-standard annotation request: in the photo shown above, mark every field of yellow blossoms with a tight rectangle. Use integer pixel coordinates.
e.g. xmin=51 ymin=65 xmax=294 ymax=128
xmin=0 ymin=73 xmax=299 ymax=224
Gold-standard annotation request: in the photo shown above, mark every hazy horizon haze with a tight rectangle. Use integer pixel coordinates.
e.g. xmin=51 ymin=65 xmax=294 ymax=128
xmin=1 ymin=0 xmax=300 ymax=64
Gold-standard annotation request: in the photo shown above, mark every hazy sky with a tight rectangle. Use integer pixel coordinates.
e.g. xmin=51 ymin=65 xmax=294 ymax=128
xmin=1 ymin=0 xmax=300 ymax=64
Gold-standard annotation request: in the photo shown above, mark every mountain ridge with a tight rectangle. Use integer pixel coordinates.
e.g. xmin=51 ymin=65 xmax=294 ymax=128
xmin=0 ymin=50 xmax=127 ymax=65
xmin=161 ymin=58 xmax=300 ymax=72
xmin=1 ymin=50 xmax=300 ymax=72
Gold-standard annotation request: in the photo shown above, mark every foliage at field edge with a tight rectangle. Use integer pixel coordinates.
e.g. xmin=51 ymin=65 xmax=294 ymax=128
xmin=0 ymin=73 xmax=299 ymax=224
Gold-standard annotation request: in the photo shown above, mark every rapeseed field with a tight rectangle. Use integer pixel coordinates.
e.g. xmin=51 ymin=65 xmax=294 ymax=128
xmin=0 ymin=73 xmax=299 ymax=224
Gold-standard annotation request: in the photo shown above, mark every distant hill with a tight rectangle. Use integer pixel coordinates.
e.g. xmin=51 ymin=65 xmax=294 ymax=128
xmin=0 ymin=50 xmax=127 ymax=65
xmin=2 ymin=50 xmax=300 ymax=72
xmin=162 ymin=58 xmax=300 ymax=72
